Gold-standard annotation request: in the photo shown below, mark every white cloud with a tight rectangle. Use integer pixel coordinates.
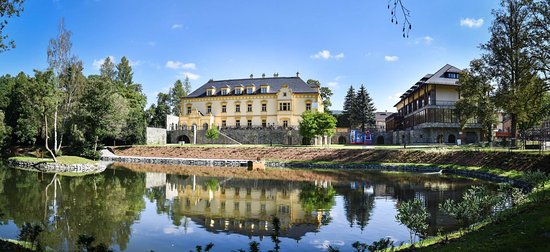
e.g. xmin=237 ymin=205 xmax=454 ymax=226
xmin=460 ymin=18 xmax=484 ymax=28
xmin=129 ymin=59 xmax=141 ymax=67
xmin=384 ymin=55 xmax=399 ymax=62
xmin=165 ymin=61 xmax=196 ymax=70
xmin=415 ymin=36 xmax=434 ymax=45
xmin=180 ymin=72 xmax=200 ymax=80
xmin=310 ymin=50 xmax=344 ymax=60
xmin=92 ymin=56 xmax=115 ymax=69
xmin=147 ymin=41 xmax=156 ymax=47
xmin=171 ymin=24 xmax=183 ymax=29
xmin=327 ymin=82 xmax=339 ymax=88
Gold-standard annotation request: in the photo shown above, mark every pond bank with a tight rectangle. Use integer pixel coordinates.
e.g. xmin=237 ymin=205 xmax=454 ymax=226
xmin=7 ymin=158 xmax=107 ymax=174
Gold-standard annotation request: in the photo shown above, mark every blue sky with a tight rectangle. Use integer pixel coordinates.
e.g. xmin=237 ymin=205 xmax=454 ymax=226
xmin=1 ymin=0 xmax=500 ymax=112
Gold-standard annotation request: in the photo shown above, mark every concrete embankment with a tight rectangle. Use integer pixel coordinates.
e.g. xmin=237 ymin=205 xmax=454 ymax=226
xmin=7 ymin=159 xmax=107 ymax=173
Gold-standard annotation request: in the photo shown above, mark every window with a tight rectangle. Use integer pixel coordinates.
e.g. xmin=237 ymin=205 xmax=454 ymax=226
xmin=261 ymin=103 xmax=267 ymax=112
xmin=247 ymin=104 xmax=252 ymax=112
xmin=236 ymin=104 xmax=240 ymax=112
xmin=306 ymin=103 xmax=311 ymax=111
xmin=247 ymin=120 xmax=252 ymax=127
xmin=283 ymin=120 xmax=288 ymax=128
xmin=207 ymin=90 xmax=213 ymax=96
xmin=187 ymin=106 xmax=192 ymax=114
xmin=260 ymin=204 xmax=266 ymax=213
xmin=221 ymin=89 xmax=228 ymax=95
xmin=203 ymin=123 xmax=209 ymax=130
xmin=222 ymin=105 xmax=227 ymax=113
xmin=247 ymin=87 xmax=254 ymax=94
xmin=279 ymin=102 xmax=291 ymax=111
xmin=221 ymin=201 xmax=226 ymax=210
xmin=235 ymin=88 xmax=242 ymax=95
xmin=236 ymin=120 xmax=240 ymax=128
xmin=261 ymin=87 xmax=267 ymax=93
xmin=447 ymin=72 xmax=459 ymax=79
xmin=234 ymin=202 xmax=240 ymax=211
xmin=246 ymin=202 xmax=252 ymax=212
xmin=207 ymin=105 xmax=212 ymax=113
xmin=283 ymin=92 xmax=287 ymax=97
xmin=222 ymin=120 xmax=226 ymax=128
xmin=262 ymin=120 xmax=266 ymax=128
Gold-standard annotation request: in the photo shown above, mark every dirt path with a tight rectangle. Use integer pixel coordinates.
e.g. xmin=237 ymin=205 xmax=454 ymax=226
xmin=111 ymin=146 xmax=550 ymax=172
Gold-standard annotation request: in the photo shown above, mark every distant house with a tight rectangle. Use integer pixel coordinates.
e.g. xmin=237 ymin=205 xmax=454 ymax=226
xmin=178 ymin=73 xmax=324 ymax=130
xmin=385 ymin=64 xmax=482 ymax=144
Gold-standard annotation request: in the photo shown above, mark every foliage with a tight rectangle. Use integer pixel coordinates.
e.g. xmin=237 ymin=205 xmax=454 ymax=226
xmin=0 ymin=0 xmax=25 ymax=52
xmin=320 ymin=87 xmax=333 ymax=112
xmin=77 ymin=234 xmax=113 ymax=252
xmin=248 ymin=241 xmax=260 ymax=252
xmin=204 ymin=178 xmax=219 ymax=191
xmin=18 ymin=222 xmax=43 ymax=251
xmin=367 ymin=237 xmax=394 ymax=252
xmin=169 ymin=78 xmax=191 ymax=116
xmin=115 ymin=58 xmax=147 ymax=145
xmin=482 ymin=0 xmax=548 ymax=146
xmin=521 ymin=170 xmax=549 ymax=202
xmin=299 ymin=184 xmax=336 ymax=213
xmin=116 ymin=56 xmax=133 ymax=86
xmin=147 ymin=93 xmax=171 ymax=128
xmin=270 ymin=216 xmax=281 ymax=252
xmin=81 ymin=149 xmax=101 ymax=161
xmin=439 ymin=186 xmax=499 ymax=232
xmin=299 ymin=111 xmax=337 ymax=142
xmin=455 ymin=59 xmax=497 ymax=141
xmin=100 ymin=56 xmax=116 ymax=81
xmin=193 ymin=242 xmax=214 ymax=252
xmin=0 ymin=111 xmax=8 ymax=149
xmin=205 ymin=127 xmax=219 ymax=142
xmin=387 ymin=0 xmax=412 ymax=38
xmin=352 ymin=85 xmax=376 ymax=132
xmin=341 ymin=85 xmax=356 ymax=128
xmin=395 ymin=198 xmax=429 ymax=245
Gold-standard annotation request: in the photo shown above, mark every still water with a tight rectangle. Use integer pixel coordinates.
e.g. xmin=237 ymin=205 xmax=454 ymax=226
xmin=0 ymin=164 xmax=492 ymax=251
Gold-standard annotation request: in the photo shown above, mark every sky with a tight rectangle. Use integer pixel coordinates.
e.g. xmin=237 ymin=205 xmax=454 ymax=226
xmin=0 ymin=0 xmax=501 ymax=112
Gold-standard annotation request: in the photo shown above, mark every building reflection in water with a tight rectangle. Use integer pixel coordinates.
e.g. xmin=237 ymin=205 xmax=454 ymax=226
xmin=144 ymin=171 xmax=484 ymax=240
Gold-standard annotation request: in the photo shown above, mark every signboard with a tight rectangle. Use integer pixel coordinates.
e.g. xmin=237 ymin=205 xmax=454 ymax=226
xmin=350 ymin=130 xmax=373 ymax=145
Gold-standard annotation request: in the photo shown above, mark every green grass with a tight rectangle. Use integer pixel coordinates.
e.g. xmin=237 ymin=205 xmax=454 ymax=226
xmin=417 ymin=191 xmax=550 ymax=251
xmin=10 ymin=155 xmax=97 ymax=164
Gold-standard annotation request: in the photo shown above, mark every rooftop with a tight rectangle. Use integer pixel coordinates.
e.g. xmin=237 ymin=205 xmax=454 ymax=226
xmin=186 ymin=76 xmax=319 ymax=98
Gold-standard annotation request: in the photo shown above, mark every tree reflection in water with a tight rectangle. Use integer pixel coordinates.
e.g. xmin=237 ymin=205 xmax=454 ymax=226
xmin=298 ymin=182 xmax=336 ymax=227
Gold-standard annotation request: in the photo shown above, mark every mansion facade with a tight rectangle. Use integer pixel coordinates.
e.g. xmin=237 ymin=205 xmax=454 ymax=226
xmin=386 ymin=64 xmax=482 ymax=144
xmin=178 ymin=74 xmax=324 ymax=130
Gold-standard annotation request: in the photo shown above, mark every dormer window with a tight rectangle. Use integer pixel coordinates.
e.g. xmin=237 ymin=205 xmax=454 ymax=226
xmin=246 ymin=84 xmax=255 ymax=94
xmin=221 ymin=89 xmax=228 ymax=95
xmin=206 ymin=87 xmax=216 ymax=96
xmin=447 ymin=72 xmax=459 ymax=79
xmin=260 ymin=85 xmax=269 ymax=94
xmin=235 ymin=85 xmax=243 ymax=95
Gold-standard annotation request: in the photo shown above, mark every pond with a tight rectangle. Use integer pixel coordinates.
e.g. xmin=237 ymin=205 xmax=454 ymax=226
xmin=0 ymin=163 xmax=494 ymax=251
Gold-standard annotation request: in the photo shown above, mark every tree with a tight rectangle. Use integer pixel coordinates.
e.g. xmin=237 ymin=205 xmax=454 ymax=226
xmin=455 ymin=59 xmax=497 ymax=142
xmin=395 ymin=198 xmax=429 ymax=245
xmin=0 ymin=111 xmax=7 ymax=149
xmin=525 ymin=0 xmax=550 ymax=89
xmin=0 ymin=0 xmax=25 ymax=52
xmin=482 ymin=0 xmax=542 ymax=146
xmin=320 ymin=87 xmax=333 ymax=113
xmin=352 ymin=85 xmax=376 ymax=132
xmin=342 ymin=85 xmax=357 ymax=128
xmin=299 ymin=111 xmax=337 ymax=145
xmin=100 ymin=56 xmax=117 ymax=81
xmin=47 ymin=18 xmax=79 ymax=154
xmin=116 ymin=56 xmax=133 ymax=86
xmin=298 ymin=111 xmax=318 ymax=140
xmin=387 ymin=0 xmax=412 ymax=38
xmin=169 ymin=79 xmax=190 ymax=116
xmin=147 ymin=93 xmax=171 ymax=128
xmin=205 ymin=127 xmax=219 ymax=143
xmin=32 ymin=70 xmax=60 ymax=162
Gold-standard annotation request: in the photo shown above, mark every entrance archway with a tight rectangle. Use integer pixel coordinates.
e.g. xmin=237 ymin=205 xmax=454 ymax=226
xmin=338 ymin=136 xmax=346 ymax=144
xmin=178 ymin=135 xmax=191 ymax=144
xmin=376 ymin=136 xmax=385 ymax=145
xmin=302 ymin=137 xmax=311 ymax=145
xmin=437 ymin=134 xmax=444 ymax=144
xmin=448 ymin=134 xmax=456 ymax=144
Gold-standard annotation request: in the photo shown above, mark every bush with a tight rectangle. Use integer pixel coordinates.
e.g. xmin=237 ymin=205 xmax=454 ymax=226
xmin=521 ymin=170 xmax=549 ymax=202
xmin=395 ymin=198 xmax=429 ymax=245
xmin=439 ymin=186 xmax=499 ymax=232
xmin=81 ymin=149 xmax=101 ymax=160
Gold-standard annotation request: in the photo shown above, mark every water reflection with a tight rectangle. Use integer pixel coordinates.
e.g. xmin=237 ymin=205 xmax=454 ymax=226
xmin=0 ymin=164 xmax=491 ymax=251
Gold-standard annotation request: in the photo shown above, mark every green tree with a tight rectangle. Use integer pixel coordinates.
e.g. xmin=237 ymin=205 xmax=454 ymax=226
xmin=205 ymin=127 xmax=219 ymax=143
xmin=316 ymin=111 xmax=337 ymax=138
xmin=116 ymin=56 xmax=133 ymax=86
xmin=100 ymin=56 xmax=117 ymax=81
xmin=525 ymin=0 xmax=550 ymax=89
xmin=395 ymin=198 xmax=429 ymax=245
xmin=0 ymin=0 xmax=25 ymax=52
xmin=482 ymin=0 xmax=542 ymax=146
xmin=0 ymin=111 xmax=7 ymax=149
xmin=32 ymin=70 xmax=61 ymax=162
xmin=169 ymin=79 xmax=190 ymax=116
xmin=342 ymin=85 xmax=357 ymax=128
xmin=320 ymin=87 xmax=333 ymax=112
xmin=455 ymin=59 xmax=497 ymax=142
xmin=147 ymin=93 xmax=171 ymax=128
xmin=299 ymin=111 xmax=337 ymax=144
xmin=352 ymin=85 xmax=376 ymax=131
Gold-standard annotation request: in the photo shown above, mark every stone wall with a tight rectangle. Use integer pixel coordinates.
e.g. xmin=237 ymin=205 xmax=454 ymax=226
xmin=7 ymin=159 xmax=107 ymax=173
xmin=167 ymin=128 xmax=305 ymax=145
xmin=102 ymin=155 xmax=248 ymax=167
xmin=146 ymin=127 xmax=167 ymax=145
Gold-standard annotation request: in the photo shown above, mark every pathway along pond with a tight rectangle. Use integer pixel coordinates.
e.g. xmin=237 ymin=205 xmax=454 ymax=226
xmin=0 ymin=163 xmax=495 ymax=251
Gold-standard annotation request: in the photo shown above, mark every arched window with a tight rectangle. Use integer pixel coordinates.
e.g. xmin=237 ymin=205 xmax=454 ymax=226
xmin=203 ymin=123 xmax=209 ymax=130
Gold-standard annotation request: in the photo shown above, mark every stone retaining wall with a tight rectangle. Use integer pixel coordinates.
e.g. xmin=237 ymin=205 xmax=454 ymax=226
xmin=7 ymin=159 xmax=107 ymax=173
xmin=100 ymin=155 xmax=530 ymax=190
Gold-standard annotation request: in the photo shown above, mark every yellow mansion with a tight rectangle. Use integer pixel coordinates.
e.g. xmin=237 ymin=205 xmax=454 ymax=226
xmin=179 ymin=74 xmax=324 ymax=130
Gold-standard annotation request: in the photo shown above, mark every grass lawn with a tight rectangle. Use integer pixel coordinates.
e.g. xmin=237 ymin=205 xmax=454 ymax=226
xmin=420 ymin=197 xmax=550 ymax=251
xmin=10 ymin=155 xmax=97 ymax=164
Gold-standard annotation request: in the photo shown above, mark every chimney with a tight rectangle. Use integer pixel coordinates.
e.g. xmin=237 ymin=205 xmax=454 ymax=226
xmin=250 ymin=74 xmax=253 ymax=79
xmin=262 ymin=73 xmax=265 ymax=78
xmin=296 ymin=72 xmax=300 ymax=77
xmin=273 ymin=72 xmax=279 ymax=77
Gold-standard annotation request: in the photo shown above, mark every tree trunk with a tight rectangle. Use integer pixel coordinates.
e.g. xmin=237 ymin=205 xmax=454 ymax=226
xmin=511 ymin=113 xmax=517 ymax=147
xmin=53 ymin=107 xmax=58 ymax=153
xmin=94 ymin=135 xmax=98 ymax=152
xmin=44 ymin=115 xmax=58 ymax=163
